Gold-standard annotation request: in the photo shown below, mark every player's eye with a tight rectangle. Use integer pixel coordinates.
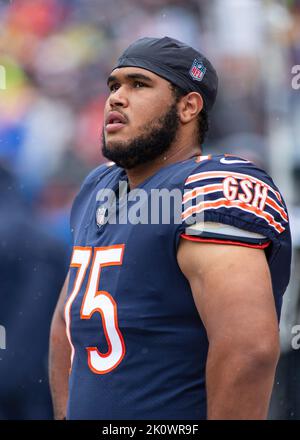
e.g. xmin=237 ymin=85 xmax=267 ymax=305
xmin=109 ymin=83 xmax=120 ymax=92
xmin=133 ymin=81 xmax=147 ymax=88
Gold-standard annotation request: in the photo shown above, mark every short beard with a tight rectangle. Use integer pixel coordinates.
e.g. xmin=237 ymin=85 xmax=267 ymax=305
xmin=101 ymin=102 xmax=180 ymax=169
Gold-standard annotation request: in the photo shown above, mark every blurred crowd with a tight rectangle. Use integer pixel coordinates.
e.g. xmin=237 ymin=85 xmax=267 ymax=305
xmin=0 ymin=0 xmax=300 ymax=420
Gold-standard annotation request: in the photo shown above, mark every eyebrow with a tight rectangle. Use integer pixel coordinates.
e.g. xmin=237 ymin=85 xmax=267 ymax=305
xmin=107 ymin=72 xmax=153 ymax=86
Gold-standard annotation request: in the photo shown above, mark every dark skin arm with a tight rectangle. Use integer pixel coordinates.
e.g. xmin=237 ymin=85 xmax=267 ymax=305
xmin=49 ymin=272 xmax=71 ymax=420
xmin=177 ymin=240 xmax=280 ymax=420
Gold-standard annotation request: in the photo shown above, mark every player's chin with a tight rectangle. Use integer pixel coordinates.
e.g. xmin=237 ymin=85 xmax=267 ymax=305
xmin=104 ymin=136 xmax=129 ymax=151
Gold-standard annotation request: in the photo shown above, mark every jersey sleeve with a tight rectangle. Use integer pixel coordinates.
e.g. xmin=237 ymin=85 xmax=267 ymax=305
xmin=179 ymin=156 xmax=289 ymax=249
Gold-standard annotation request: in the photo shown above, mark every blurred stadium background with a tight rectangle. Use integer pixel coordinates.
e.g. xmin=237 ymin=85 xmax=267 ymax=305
xmin=0 ymin=0 xmax=299 ymax=420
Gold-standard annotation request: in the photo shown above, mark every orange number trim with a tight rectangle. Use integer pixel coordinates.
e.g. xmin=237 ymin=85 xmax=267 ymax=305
xmin=65 ymin=245 xmax=126 ymax=375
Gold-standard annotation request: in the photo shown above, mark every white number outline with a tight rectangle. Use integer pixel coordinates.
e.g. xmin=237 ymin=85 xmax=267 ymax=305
xmin=64 ymin=245 xmax=126 ymax=374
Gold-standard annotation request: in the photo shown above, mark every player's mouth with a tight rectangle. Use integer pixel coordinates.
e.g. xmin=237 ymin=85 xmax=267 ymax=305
xmin=105 ymin=111 xmax=128 ymax=133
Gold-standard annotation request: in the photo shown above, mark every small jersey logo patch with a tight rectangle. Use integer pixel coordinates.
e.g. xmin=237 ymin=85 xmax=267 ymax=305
xmin=189 ymin=59 xmax=206 ymax=82
xmin=96 ymin=206 xmax=107 ymax=227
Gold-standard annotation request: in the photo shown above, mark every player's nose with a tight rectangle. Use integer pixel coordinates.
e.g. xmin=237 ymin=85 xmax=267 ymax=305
xmin=108 ymin=87 xmax=129 ymax=108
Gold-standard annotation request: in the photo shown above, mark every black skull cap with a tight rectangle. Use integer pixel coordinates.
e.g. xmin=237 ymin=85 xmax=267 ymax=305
xmin=114 ymin=36 xmax=218 ymax=112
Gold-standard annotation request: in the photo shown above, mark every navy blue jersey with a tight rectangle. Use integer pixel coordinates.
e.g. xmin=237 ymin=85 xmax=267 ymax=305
xmin=65 ymin=154 xmax=291 ymax=420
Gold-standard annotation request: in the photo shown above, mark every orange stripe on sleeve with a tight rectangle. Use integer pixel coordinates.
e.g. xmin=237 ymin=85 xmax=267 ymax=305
xmin=185 ymin=170 xmax=283 ymax=206
xmin=182 ymin=184 xmax=223 ymax=204
xmin=180 ymin=233 xmax=271 ymax=249
xmin=181 ymin=198 xmax=285 ymax=234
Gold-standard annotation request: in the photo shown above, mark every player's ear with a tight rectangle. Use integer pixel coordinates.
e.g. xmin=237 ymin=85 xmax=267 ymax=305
xmin=177 ymin=92 xmax=203 ymax=124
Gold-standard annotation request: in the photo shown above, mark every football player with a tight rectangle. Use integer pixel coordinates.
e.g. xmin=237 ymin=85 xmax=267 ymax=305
xmin=49 ymin=37 xmax=291 ymax=420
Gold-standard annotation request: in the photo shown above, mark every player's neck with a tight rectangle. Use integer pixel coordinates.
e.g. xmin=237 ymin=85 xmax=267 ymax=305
xmin=125 ymin=141 xmax=201 ymax=190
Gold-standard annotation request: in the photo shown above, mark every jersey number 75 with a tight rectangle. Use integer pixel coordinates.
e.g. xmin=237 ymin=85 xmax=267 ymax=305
xmin=64 ymin=245 xmax=126 ymax=374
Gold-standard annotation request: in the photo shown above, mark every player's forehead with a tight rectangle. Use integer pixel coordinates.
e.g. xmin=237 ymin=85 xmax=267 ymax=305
xmin=107 ymin=66 xmax=169 ymax=86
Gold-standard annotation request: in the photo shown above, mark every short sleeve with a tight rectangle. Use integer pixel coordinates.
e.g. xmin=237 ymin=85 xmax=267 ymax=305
xmin=178 ymin=156 xmax=289 ymax=248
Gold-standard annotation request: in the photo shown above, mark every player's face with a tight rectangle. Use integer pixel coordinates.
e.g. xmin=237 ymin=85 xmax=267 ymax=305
xmin=102 ymin=67 xmax=180 ymax=169
xmin=104 ymin=67 xmax=174 ymax=141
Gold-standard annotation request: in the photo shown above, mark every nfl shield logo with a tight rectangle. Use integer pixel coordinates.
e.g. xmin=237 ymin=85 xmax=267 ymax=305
xmin=189 ymin=59 xmax=206 ymax=82
xmin=96 ymin=206 xmax=107 ymax=227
